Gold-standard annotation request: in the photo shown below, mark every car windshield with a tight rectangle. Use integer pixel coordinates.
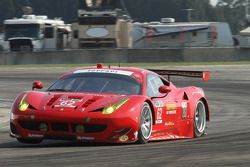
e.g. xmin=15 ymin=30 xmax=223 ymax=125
xmin=80 ymin=0 xmax=117 ymax=10
xmin=4 ymin=24 xmax=40 ymax=40
xmin=47 ymin=73 xmax=142 ymax=95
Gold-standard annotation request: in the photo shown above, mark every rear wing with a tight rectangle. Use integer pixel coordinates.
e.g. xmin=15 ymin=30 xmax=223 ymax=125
xmin=148 ymin=69 xmax=210 ymax=81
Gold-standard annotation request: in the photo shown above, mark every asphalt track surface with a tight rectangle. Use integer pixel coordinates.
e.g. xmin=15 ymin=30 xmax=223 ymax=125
xmin=0 ymin=65 xmax=250 ymax=167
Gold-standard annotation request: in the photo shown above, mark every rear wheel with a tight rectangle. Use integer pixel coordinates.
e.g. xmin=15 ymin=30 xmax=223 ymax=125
xmin=137 ymin=102 xmax=153 ymax=144
xmin=194 ymin=100 xmax=206 ymax=137
xmin=17 ymin=138 xmax=42 ymax=144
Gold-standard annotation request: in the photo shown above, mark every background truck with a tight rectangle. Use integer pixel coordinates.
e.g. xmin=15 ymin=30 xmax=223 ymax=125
xmin=71 ymin=0 xmax=129 ymax=49
xmin=3 ymin=14 xmax=71 ymax=52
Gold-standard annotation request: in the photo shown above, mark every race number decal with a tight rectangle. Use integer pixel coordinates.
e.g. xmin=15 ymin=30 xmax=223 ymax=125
xmin=55 ymin=98 xmax=82 ymax=108
xmin=156 ymin=107 xmax=163 ymax=124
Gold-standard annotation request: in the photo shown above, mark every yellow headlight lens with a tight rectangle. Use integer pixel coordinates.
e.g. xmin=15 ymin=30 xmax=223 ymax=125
xmin=103 ymin=106 xmax=115 ymax=115
xmin=19 ymin=102 xmax=29 ymax=111
xmin=19 ymin=95 xmax=29 ymax=112
xmin=102 ymin=98 xmax=129 ymax=115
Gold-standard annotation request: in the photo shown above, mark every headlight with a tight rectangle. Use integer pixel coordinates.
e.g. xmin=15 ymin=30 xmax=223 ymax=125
xmin=102 ymin=98 xmax=129 ymax=115
xmin=19 ymin=94 xmax=29 ymax=112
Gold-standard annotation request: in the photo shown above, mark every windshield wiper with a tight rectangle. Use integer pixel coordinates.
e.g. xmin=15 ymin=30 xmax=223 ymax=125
xmin=48 ymin=89 xmax=72 ymax=92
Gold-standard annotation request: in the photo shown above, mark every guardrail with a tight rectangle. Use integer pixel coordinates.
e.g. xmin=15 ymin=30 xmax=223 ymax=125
xmin=0 ymin=47 xmax=248 ymax=65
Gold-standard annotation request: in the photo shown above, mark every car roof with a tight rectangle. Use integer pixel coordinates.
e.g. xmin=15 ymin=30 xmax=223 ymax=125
xmin=59 ymin=65 xmax=157 ymax=80
xmin=77 ymin=66 xmax=148 ymax=73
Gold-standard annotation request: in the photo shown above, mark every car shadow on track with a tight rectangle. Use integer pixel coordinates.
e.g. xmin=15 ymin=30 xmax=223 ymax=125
xmin=0 ymin=138 xmax=195 ymax=149
xmin=0 ymin=140 xmax=137 ymax=148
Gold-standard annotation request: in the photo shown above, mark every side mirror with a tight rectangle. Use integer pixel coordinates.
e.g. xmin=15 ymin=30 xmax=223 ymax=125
xmin=159 ymin=85 xmax=171 ymax=94
xmin=32 ymin=81 xmax=43 ymax=90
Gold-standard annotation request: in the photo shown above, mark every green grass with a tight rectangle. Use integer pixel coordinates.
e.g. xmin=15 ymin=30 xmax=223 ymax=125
xmin=0 ymin=61 xmax=250 ymax=68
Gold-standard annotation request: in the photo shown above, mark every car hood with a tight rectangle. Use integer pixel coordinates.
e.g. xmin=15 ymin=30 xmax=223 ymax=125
xmin=24 ymin=91 xmax=130 ymax=112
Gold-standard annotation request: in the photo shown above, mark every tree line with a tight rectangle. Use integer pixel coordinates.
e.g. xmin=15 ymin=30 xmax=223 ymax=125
xmin=0 ymin=0 xmax=247 ymax=34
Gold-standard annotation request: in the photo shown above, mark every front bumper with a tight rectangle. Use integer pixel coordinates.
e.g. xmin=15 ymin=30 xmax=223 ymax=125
xmin=10 ymin=111 xmax=139 ymax=143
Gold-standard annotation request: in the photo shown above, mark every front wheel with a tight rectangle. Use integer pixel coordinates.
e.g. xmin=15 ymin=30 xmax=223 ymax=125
xmin=137 ymin=102 xmax=153 ymax=144
xmin=194 ymin=100 xmax=206 ymax=137
xmin=17 ymin=138 xmax=43 ymax=144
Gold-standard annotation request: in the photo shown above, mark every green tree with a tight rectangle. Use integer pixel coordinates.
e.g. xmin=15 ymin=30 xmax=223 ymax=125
xmin=125 ymin=0 xmax=216 ymax=22
xmin=0 ymin=0 xmax=15 ymax=22
xmin=216 ymin=0 xmax=246 ymax=34
xmin=0 ymin=0 xmax=219 ymax=31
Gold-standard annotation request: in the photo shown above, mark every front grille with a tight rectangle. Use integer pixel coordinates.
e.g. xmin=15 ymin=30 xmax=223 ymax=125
xmin=19 ymin=121 xmax=107 ymax=134
xmin=51 ymin=123 xmax=69 ymax=131
xmin=72 ymin=124 xmax=107 ymax=133
xmin=19 ymin=121 xmax=43 ymax=131
xmin=9 ymin=39 xmax=33 ymax=52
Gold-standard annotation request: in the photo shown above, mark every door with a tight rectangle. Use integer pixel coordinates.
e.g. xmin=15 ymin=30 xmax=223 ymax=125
xmin=146 ymin=74 xmax=181 ymax=138
xmin=44 ymin=26 xmax=56 ymax=50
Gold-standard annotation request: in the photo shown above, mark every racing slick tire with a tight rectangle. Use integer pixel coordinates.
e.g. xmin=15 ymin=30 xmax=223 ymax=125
xmin=137 ymin=102 xmax=153 ymax=144
xmin=194 ymin=100 xmax=206 ymax=137
xmin=17 ymin=138 xmax=43 ymax=144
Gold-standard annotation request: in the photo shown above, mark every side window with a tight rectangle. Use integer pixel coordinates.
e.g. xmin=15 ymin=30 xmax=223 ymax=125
xmin=146 ymin=74 xmax=164 ymax=98
xmin=44 ymin=27 xmax=54 ymax=38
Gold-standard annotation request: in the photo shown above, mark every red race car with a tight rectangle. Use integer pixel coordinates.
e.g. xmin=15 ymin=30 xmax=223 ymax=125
xmin=10 ymin=64 xmax=210 ymax=144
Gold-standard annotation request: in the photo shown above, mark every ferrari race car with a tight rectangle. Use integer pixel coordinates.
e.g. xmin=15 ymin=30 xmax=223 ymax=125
xmin=10 ymin=64 xmax=210 ymax=144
